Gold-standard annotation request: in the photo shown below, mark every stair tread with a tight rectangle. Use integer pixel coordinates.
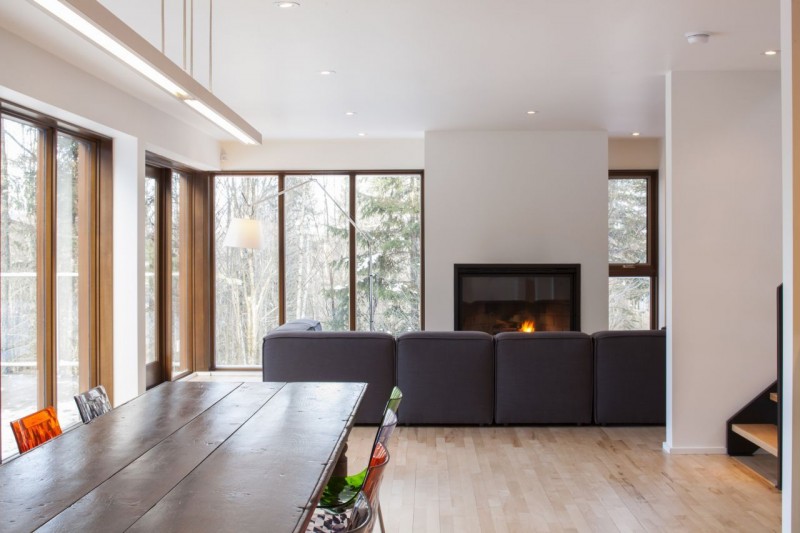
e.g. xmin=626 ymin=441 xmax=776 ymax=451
xmin=770 ymin=392 xmax=778 ymax=403
xmin=732 ymin=423 xmax=779 ymax=456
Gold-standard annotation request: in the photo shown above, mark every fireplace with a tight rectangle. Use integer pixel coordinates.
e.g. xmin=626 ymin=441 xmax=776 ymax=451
xmin=454 ymin=264 xmax=580 ymax=334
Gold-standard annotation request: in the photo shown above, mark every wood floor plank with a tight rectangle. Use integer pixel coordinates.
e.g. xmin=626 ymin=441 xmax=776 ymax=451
xmin=342 ymin=425 xmax=781 ymax=533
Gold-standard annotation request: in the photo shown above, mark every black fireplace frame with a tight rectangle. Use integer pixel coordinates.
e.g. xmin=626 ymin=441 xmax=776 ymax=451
xmin=454 ymin=263 xmax=581 ymax=332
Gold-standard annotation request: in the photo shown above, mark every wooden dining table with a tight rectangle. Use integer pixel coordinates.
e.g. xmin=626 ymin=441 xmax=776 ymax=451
xmin=0 ymin=380 xmax=366 ymax=533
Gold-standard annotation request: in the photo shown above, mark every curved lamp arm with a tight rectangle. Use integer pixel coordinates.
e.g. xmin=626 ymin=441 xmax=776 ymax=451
xmin=225 ymin=176 xmax=376 ymax=331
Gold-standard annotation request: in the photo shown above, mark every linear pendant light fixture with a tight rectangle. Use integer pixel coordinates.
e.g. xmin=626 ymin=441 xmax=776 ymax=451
xmin=30 ymin=0 xmax=262 ymax=145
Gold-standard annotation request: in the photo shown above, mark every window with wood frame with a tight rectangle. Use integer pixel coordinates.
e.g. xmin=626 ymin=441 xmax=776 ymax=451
xmin=0 ymin=102 xmax=112 ymax=461
xmin=212 ymin=172 xmax=424 ymax=368
xmin=144 ymin=158 xmax=194 ymax=388
xmin=608 ymin=170 xmax=658 ymax=330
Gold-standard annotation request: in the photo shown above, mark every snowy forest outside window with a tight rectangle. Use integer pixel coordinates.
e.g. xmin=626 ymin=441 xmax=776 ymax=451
xmin=214 ymin=172 xmax=423 ymax=367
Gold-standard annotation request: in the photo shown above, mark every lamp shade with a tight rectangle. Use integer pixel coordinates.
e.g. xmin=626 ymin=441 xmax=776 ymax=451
xmin=223 ymin=218 xmax=265 ymax=249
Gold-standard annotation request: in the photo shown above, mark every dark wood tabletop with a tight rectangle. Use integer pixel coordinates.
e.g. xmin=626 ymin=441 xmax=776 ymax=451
xmin=0 ymin=381 xmax=366 ymax=533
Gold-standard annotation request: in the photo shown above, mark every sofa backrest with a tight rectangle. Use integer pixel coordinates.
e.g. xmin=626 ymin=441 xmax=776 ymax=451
xmin=262 ymin=331 xmax=395 ymax=424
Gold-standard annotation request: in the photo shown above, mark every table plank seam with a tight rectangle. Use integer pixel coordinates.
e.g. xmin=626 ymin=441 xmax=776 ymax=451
xmin=292 ymin=382 xmax=367 ymax=533
xmin=31 ymin=382 xmax=250 ymax=532
xmin=121 ymin=382 xmax=289 ymax=533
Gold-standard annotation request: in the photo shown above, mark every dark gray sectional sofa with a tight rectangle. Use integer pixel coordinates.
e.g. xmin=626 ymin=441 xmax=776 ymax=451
xmin=262 ymin=331 xmax=395 ymax=424
xmin=593 ymin=329 xmax=666 ymax=425
xmin=396 ymin=331 xmax=494 ymax=425
xmin=262 ymin=329 xmax=665 ymax=426
xmin=495 ymin=332 xmax=594 ymax=424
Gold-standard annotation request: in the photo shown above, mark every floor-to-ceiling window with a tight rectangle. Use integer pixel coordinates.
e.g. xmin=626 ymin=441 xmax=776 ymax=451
xmin=143 ymin=159 xmax=194 ymax=387
xmin=212 ymin=171 xmax=423 ymax=368
xmin=608 ymin=170 xmax=658 ymax=330
xmin=0 ymin=103 xmax=110 ymax=460
xmin=214 ymin=174 xmax=279 ymax=367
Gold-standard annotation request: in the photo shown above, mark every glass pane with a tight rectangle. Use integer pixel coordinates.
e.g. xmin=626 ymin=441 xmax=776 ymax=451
xmin=171 ymin=172 xmax=186 ymax=376
xmin=608 ymin=178 xmax=648 ymax=264
xmin=55 ymin=133 xmax=91 ymax=429
xmin=215 ymin=175 xmax=279 ymax=366
xmin=1 ymin=117 xmax=42 ymax=460
xmin=355 ymin=174 xmax=422 ymax=334
xmin=144 ymin=177 xmax=157 ymax=364
xmin=609 ymin=277 xmax=651 ymax=330
xmin=284 ymin=175 xmax=350 ymax=330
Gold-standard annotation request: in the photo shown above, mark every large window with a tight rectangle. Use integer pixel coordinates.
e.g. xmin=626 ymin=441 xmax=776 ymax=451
xmin=143 ymin=162 xmax=193 ymax=387
xmin=213 ymin=172 xmax=423 ymax=367
xmin=0 ymin=106 xmax=109 ymax=461
xmin=214 ymin=175 xmax=279 ymax=367
xmin=608 ymin=170 xmax=658 ymax=330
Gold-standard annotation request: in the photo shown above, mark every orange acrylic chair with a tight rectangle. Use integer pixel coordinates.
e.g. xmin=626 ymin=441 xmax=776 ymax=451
xmin=10 ymin=406 xmax=63 ymax=454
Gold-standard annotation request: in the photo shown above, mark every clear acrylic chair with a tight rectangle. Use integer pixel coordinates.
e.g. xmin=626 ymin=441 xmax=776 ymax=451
xmin=309 ymin=443 xmax=390 ymax=533
xmin=307 ymin=491 xmax=372 ymax=533
xmin=74 ymin=384 xmax=113 ymax=423
xmin=10 ymin=406 xmax=63 ymax=454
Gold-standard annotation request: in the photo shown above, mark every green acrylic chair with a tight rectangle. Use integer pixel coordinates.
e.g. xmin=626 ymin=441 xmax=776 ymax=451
xmin=317 ymin=387 xmax=402 ymax=532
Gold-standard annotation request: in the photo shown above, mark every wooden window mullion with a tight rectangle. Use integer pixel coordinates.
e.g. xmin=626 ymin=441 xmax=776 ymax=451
xmin=159 ymin=169 xmax=173 ymax=381
xmin=41 ymin=127 xmax=56 ymax=410
xmin=278 ymin=174 xmax=285 ymax=325
xmin=348 ymin=173 xmax=356 ymax=330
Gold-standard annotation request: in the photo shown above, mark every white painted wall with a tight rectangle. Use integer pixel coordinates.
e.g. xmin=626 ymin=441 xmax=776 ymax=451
xmin=425 ymin=130 xmax=609 ymax=333
xmin=665 ymin=71 xmax=782 ymax=454
xmin=221 ymin=139 xmax=424 ymax=171
xmin=0 ymin=27 xmax=222 ymax=404
xmin=780 ymin=0 xmax=799 ymax=529
xmin=608 ymin=138 xmax=661 ymax=169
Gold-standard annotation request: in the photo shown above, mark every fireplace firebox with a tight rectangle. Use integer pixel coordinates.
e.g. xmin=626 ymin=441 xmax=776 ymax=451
xmin=454 ymin=264 xmax=580 ymax=334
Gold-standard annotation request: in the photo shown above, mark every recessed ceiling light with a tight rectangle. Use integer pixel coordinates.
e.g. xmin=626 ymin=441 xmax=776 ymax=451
xmin=357 ymin=132 xmax=366 ymax=137
xmin=319 ymin=70 xmax=336 ymax=76
xmin=526 ymin=110 xmax=537 ymax=115
xmin=685 ymin=32 xmax=710 ymax=45
xmin=345 ymin=111 xmax=357 ymax=116
xmin=764 ymin=49 xmax=779 ymax=56
xmin=632 ymin=132 xmax=641 ymax=137
xmin=274 ymin=1 xmax=299 ymax=8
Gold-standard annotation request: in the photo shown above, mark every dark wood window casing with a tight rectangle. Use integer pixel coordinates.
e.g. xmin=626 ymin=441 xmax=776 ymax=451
xmin=0 ymin=99 xmax=113 ymax=429
xmin=608 ymin=169 xmax=658 ymax=330
xmin=208 ymin=170 xmax=425 ymax=370
xmin=144 ymin=155 xmax=207 ymax=384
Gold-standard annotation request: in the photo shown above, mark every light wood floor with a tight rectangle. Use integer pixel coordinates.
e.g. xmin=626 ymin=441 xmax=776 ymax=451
xmin=345 ymin=426 xmax=780 ymax=533
xmin=187 ymin=375 xmax=781 ymax=532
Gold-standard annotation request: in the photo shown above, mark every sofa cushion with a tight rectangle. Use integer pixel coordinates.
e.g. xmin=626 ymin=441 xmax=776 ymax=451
xmin=396 ymin=331 xmax=494 ymax=425
xmin=262 ymin=331 xmax=395 ymax=424
xmin=592 ymin=330 xmax=666 ymax=424
xmin=495 ymin=332 xmax=593 ymax=424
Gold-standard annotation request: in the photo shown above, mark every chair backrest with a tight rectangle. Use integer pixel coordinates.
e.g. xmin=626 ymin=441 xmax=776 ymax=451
xmin=375 ymin=408 xmax=398 ymax=451
xmin=367 ymin=386 xmax=402 ymax=457
xmin=10 ymin=406 xmax=63 ymax=454
xmin=347 ymin=492 xmax=372 ymax=532
xmin=74 ymin=385 xmax=112 ymax=423
xmin=384 ymin=386 xmax=403 ymax=416
xmin=361 ymin=442 xmax=390 ymax=532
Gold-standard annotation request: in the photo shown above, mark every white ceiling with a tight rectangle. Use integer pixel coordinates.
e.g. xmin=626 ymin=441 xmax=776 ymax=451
xmin=0 ymin=0 xmax=781 ymax=141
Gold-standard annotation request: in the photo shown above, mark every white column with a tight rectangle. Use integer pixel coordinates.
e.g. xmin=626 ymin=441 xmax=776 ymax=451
xmin=781 ymin=0 xmax=800 ymax=530
xmin=112 ymin=135 xmax=146 ymax=404
xmin=665 ymin=71 xmax=782 ymax=453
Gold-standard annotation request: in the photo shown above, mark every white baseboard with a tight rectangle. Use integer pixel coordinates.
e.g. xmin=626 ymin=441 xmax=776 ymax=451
xmin=662 ymin=442 xmax=727 ymax=455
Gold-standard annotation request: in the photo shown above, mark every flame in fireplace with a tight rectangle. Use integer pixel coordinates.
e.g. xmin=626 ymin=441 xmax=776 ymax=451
xmin=519 ymin=320 xmax=535 ymax=333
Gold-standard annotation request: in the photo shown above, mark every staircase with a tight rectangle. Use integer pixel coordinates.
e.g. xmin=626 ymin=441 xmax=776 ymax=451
xmin=725 ymin=285 xmax=783 ymax=488
xmin=727 ymin=383 xmax=780 ymax=487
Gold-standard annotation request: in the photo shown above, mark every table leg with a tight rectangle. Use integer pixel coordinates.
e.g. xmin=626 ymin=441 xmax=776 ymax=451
xmin=333 ymin=443 xmax=348 ymax=477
